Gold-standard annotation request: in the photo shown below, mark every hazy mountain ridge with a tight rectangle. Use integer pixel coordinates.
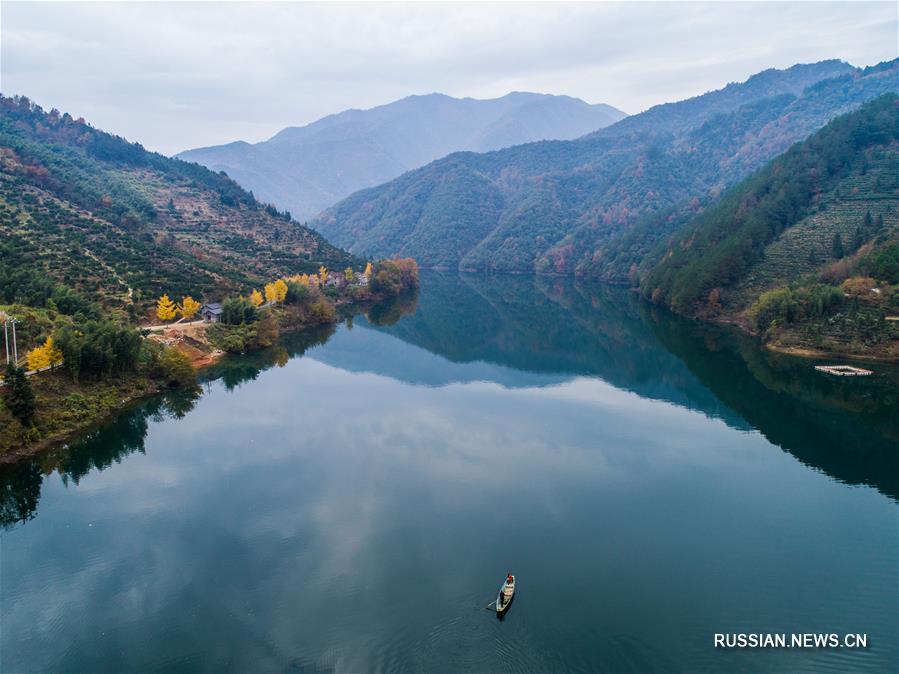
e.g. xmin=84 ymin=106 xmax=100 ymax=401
xmin=177 ymin=92 xmax=626 ymax=221
xmin=312 ymin=59 xmax=897 ymax=276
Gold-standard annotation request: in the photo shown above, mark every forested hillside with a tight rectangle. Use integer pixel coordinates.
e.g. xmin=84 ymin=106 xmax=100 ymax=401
xmin=0 ymin=95 xmax=354 ymax=315
xmin=313 ymin=60 xmax=897 ymax=276
xmin=643 ymin=95 xmax=899 ymax=359
xmin=178 ymin=92 xmax=625 ymax=221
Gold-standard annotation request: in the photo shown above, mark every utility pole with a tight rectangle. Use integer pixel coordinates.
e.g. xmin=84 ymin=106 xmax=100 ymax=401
xmin=11 ymin=318 xmax=17 ymax=365
xmin=2 ymin=316 xmax=8 ymax=365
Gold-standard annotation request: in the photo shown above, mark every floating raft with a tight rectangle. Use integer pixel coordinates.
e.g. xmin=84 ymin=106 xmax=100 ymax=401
xmin=814 ymin=364 xmax=873 ymax=377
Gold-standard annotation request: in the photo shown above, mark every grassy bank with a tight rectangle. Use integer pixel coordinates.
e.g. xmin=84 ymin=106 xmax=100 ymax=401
xmin=0 ymin=369 xmax=163 ymax=462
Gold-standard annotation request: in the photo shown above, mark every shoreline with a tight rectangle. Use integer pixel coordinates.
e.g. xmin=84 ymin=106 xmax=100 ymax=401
xmin=0 ymin=287 xmax=418 ymax=466
xmin=0 ymin=379 xmax=164 ymax=466
xmin=762 ymin=342 xmax=899 ymax=363
xmin=663 ymin=300 xmax=899 ymax=364
xmin=631 ymin=285 xmax=899 ymax=364
xmin=0 ymin=320 xmax=324 ymax=466
xmin=4 ymin=270 xmax=891 ymax=467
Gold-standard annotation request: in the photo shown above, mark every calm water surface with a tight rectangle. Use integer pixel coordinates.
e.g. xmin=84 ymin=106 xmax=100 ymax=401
xmin=2 ymin=273 xmax=897 ymax=672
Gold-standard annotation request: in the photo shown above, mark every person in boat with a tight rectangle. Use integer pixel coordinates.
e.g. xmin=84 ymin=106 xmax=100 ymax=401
xmin=499 ymin=573 xmax=514 ymax=608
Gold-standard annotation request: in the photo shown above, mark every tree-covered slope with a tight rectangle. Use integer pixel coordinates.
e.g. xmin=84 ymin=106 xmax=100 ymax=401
xmin=313 ymin=60 xmax=897 ymax=275
xmin=177 ymin=92 xmax=626 ymax=221
xmin=0 ymin=95 xmax=355 ymax=312
xmin=642 ymin=94 xmax=899 ymax=359
xmin=643 ymin=94 xmax=898 ymax=310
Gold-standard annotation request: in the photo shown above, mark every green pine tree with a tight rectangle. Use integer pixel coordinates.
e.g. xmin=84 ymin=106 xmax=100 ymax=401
xmin=832 ymin=232 xmax=845 ymax=259
xmin=2 ymin=363 xmax=36 ymax=427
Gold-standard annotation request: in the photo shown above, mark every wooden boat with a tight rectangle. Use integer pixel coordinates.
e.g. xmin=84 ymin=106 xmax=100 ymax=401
xmin=495 ymin=574 xmax=515 ymax=613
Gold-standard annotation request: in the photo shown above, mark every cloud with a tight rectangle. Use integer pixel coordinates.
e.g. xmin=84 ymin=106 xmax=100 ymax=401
xmin=1 ymin=1 xmax=895 ymax=154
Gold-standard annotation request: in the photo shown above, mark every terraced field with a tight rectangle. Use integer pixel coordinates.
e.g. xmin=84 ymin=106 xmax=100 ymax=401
xmin=737 ymin=161 xmax=899 ymax=305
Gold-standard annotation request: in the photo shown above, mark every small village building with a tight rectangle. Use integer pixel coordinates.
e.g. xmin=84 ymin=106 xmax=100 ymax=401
xmin=325 ymin=272 xmax=346 ymax=288
xmin=200 ymin=302 xmax=223 ymax=323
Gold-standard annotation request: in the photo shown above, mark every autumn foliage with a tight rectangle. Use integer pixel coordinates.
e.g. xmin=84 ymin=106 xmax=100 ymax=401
xmin=264 ymin=279 xmax=288 ymax=304
xmin=370 ymin=258 xmax=420 ymax=297
xmin=26 ymin=336 xmax=64 ymax=371
xmin=156 ymin=294 xmax=177 ymax=321
xmin=179 ymin=296 xmax=202 ymax=320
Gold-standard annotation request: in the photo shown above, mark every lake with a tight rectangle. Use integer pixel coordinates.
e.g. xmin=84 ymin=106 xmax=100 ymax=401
xmin=2 ymin=272 xmax=897 ymax=672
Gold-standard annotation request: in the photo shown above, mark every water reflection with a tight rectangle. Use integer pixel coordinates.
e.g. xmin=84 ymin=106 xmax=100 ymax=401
xmin=647 ymin=308 xmax=899 ymax=499
xmin=2 ymin=273 xmax=896 ymax=531
xmin=199 ymin=291 xmax=419 ymax=392
xmin=0 ymin=296 xmax=421 ymax=529
xmin=354 ymin=273 xmax=899 ymax=501
xmin=0 ymin=273 xmax=896 ymax=673
xmin=0 ymin=389 xmax=202 ymax=529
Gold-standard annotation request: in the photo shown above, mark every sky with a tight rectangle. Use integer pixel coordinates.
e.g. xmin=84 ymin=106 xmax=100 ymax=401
xmin=1 ymin=1 xmax=896 ymax=156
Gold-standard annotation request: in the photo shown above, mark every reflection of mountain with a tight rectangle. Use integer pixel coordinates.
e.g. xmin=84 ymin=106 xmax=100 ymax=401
xmin=2 ymin=272 xmax=896 ymax=527
xmin=647 ymin=311 xmax=899 ymax=500
xmin=349 ymin=271 xmax=899 ymax=501
xmin=344 ymin=271 xmax=745 ymax=425
xmin=310 ymin=325 xmax=568 ymax=389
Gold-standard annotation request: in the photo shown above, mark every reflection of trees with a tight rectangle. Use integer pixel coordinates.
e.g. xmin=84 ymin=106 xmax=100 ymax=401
xmin=365 ymin=290 xmax=419 ymax=327
xmin=3 ymin=273 xmax=896 ymax=528
xmin=0 ymin=461 xmax=42 ymax=528
xmin=201 ymin=292 xmax=420 ymax=391
xmin=366 ymin=272 xmax=739 ymax=420
xmin=0 ymin=388 xmax=201 ymax=528
xmin=645 ymin=307 xmax=899 ymax=501
xmin=0 ymin=297 xmax=419 ymax=528
xmin=201 ymin=324 xmax=336 ymax=391
xmin=371 ymin=271 xmax=899 ymax=502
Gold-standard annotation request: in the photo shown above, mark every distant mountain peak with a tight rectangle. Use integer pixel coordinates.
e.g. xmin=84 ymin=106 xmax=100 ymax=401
xmin=310 ymin=59 xmax=896 ymax=277
xmin=177 ymin=92 xmax=626 ymax=220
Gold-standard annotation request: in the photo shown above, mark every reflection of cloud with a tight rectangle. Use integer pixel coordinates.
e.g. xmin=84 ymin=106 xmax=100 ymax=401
xmin=3 ymin=342 xmax=889 ymax=672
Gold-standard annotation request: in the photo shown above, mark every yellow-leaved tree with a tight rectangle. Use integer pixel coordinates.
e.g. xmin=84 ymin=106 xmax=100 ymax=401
xmin=156 ymin=294 xmax=177 ymax=321
xmin=249 ymin=289 xmax=264 ymax=307
xmin=273 ymin=279 xmax=288 ymax=302
xmin=27 ymin=336 xmax=63 ymax=371
xmin=344 ymin=267 xmax=355 ymax=282
xmin=364 ymin=262 xmax=373 ymax=278
xmin=264 ymin=282 xmax=278 ymax=304
xmin=180 ymin=296 xmax=201 ymax=320
xmin=319 ymin=266 xmax=328 ymax=284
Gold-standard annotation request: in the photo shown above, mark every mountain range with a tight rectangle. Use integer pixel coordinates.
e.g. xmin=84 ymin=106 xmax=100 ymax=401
xmin=311 ymin=59 xmax=898 ymax=277
xmin=177 ymin=92 xmax=626 ymax=221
